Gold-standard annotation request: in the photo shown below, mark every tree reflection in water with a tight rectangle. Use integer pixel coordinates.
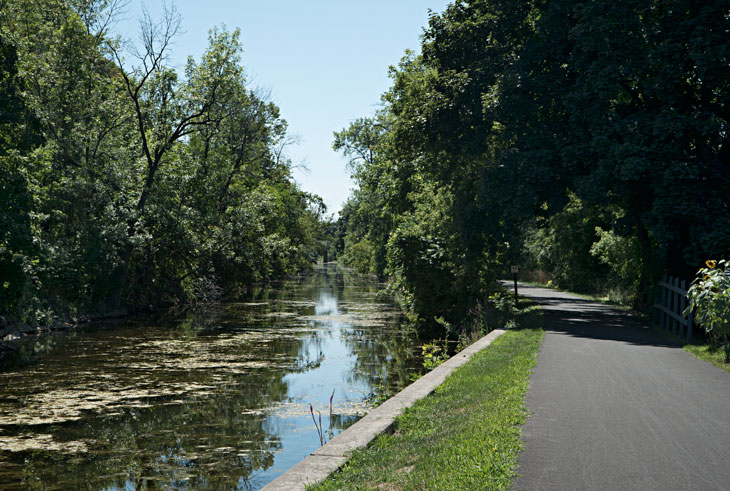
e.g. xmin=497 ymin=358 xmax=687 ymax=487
xmin=0 ymin=265 xmax=422 ymax=489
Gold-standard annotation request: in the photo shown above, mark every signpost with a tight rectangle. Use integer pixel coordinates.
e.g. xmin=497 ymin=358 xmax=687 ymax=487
xmin=511 ymin=265 xmax=519 ymax=306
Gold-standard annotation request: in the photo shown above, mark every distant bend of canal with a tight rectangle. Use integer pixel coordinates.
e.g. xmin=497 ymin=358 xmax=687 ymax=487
xmin=0 ymin=265 xmax=423 ymax=490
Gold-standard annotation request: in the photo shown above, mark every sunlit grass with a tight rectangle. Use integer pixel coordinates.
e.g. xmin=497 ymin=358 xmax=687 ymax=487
xmin=310 ymin=308 xmax=544 ymax=490
xmin=683 ymin=344 xmax=730 ymax=373
xmin=646 ymin=322 xmax=730 ymax=373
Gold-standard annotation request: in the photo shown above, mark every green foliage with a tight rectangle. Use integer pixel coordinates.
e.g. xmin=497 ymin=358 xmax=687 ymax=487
xmin=335 ymin=0 xmax=729 ymax=327
xmin=686 ymin=260 xmax=730 ymax=361
xmin=521 ymin=195 xmax=641 ymax=302
xmin=589 ymin=227 xmax=641 ymax=304
xmin=523 ymin=195 xmax=610 ymax=293
xmin=421 ymin=337 xmax=450 ymax=371
xmin=385 ymin=203 xmax=459 ymax=327
xmin=342 ymin=236 xmax=375 ymax=274
xmin=0 ymin=0 xmax=328 ymax=323
xmin=332 ymin=112 xmax=400 ymax=277
xmin=0 ymin=155 xmax=34 ymax=315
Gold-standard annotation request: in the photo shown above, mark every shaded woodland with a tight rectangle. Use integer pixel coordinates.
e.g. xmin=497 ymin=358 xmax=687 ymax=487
xmin=333 ymin=0 xmax=730 ymax=332
xmin=2 ymin=0 xmax=728 ymax=337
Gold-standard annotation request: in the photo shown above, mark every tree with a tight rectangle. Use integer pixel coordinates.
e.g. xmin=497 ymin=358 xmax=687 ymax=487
xmin=0 ymin=28 xmax=39 ymax=315
xmin=2 ymin=0 xmax=137 ymax=317
xmin=106 ymin=6 xmax=231 ymax=308
xmin=336 ymin=0 xmax=730 ymax=331
xmin=333 ymin=113 xmax=398 ymax=276
xmin=0 ymin=0 xmax=327 ymax=322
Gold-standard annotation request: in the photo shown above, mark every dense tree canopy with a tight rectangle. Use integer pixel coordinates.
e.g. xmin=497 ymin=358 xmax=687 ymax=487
xmin=334 ymin=0 xmax=730 ymax=331
xmin=0 ymin=0 xmax=326 ymax=323
xmin=2 ymin=0 xmax=728 ymax=333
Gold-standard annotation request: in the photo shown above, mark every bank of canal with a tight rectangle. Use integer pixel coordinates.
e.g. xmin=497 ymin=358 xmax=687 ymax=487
xmin=0 ymin=265 xmax=423 ymax=490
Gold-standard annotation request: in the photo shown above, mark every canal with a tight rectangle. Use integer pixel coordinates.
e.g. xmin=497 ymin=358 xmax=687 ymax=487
xmin=0 ymin=265 xmax=423 ymax=490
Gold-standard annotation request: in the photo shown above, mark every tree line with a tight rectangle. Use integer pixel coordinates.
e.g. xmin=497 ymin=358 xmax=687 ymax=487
xmin=333 ymin=0 xmax=730 ymax=333
xmin=1 ymin=0 xmax=326 ymax=325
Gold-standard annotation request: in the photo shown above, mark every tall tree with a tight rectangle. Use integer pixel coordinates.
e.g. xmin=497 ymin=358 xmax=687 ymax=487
xmin=336 ymin=0 xmax=730 ymax=329
xmin=1 ymin=0 xmax=327 ymax=322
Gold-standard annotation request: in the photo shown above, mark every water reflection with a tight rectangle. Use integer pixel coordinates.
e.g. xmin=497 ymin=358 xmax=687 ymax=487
xmin=314 ymin=290 xmax=338 ymax=316
xmin=0 ymin=265 xmax=422 ymax=490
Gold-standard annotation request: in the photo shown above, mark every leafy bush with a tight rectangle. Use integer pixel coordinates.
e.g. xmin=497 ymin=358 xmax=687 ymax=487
xmin=456 ymin=290 xmax=516 ymax=350
xmin=589 ymin=227 xmax=640 ymax=297
xmin=522 ymin=195 xmax=610 ymax=293
xmin=343 ymin=237 xmax=375 ymax=274
xmin=385 ymin=223 xmax=459 ymax=331
xmin=421 ymin=339 xmax=449 ymax=371
xmin=686 ymin=260 xmax=730 ymax=361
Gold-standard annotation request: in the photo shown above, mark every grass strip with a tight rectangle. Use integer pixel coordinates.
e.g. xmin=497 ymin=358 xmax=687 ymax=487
xmin=310 ymin=309 xmax=544 ymax=491
xmin=633 ymin=313 xmax=730 ymax=373
xmin=642 ymin=322 xmax=730 ymax=373
xmin=683 ymin=344 xmax=730 ymax=373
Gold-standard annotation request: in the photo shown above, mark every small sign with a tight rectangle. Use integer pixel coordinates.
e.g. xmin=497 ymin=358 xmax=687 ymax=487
xmin=511 ymin=266 xmax=519 ymax=274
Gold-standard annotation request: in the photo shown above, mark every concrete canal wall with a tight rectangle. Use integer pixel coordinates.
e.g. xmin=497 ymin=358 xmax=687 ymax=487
xmin=263 ymin=328 xmax=507 ymax=490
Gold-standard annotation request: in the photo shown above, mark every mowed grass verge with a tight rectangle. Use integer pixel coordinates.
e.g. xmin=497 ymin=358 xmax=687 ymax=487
xmin=310 ymin=308 xmax=544 ymax=491
xmin=683 ymin=344 xmax=730 ymax=373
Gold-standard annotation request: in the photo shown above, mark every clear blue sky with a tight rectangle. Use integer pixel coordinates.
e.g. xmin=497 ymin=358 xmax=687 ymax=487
xmin=115 ymin=1 xmax=452 ymax=215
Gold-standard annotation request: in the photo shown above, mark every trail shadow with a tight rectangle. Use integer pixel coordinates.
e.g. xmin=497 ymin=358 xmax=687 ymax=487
xmin=517 ymin=286 xmax=679 ymax=349
xmin=542 ymin=309 xmax=678 ymax=348
xmin=521 ymin=294 xmax=607 ymax=307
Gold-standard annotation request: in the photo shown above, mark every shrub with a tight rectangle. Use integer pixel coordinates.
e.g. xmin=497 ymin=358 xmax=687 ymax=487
xmin=421 ymin=339 xmax=450 ymax=371
xmin=686 ymin=260 xmax=730 ymax=361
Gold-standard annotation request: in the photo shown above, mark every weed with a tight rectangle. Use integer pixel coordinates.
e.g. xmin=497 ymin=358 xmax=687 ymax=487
xmin=310 ymin=403 xmax=324 ymax=446
xmin=421 ymin=339 xmax=449 ymax=371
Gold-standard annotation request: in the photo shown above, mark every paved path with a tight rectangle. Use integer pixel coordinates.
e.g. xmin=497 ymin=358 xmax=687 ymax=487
xmin=513 ymin=284 xmax=730 ymax=491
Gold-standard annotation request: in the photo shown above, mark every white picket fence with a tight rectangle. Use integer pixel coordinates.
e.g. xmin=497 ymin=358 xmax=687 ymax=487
xmin=653 ymin=275 xmax=693 ymax=340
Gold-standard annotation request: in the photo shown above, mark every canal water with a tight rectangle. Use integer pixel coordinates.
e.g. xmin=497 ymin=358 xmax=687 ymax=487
xmin=0 ymin=265 xmax=423 ymax=490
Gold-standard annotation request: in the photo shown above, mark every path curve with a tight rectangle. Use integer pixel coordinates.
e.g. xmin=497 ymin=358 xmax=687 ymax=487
xmin=514 ymin=283 xmax=730 ymax=491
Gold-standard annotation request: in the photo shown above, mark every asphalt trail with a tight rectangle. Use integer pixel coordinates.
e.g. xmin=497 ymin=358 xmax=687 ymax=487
xmin=513 ymin=284 xmax=730 ymax=491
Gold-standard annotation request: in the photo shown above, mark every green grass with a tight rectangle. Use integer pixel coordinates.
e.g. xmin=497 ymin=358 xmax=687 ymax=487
xmin=310 ymin=308 xmax=544 ymax=491
xmin=515 ymin=297 xmax=540 ymax=312
xmin=656 ymin=328 xmax=730 ymax=373
xmin=683 ymin=344 xmax=730 ymax=373
xmin=642 ymin=317 xmax=730 ymax=373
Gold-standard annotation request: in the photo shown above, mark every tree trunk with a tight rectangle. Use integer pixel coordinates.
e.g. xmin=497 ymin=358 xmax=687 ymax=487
xmin=633 ymin=221 xmax=653 ymax=311
xmin=106 ymin=243 xmax=133 ymax=311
